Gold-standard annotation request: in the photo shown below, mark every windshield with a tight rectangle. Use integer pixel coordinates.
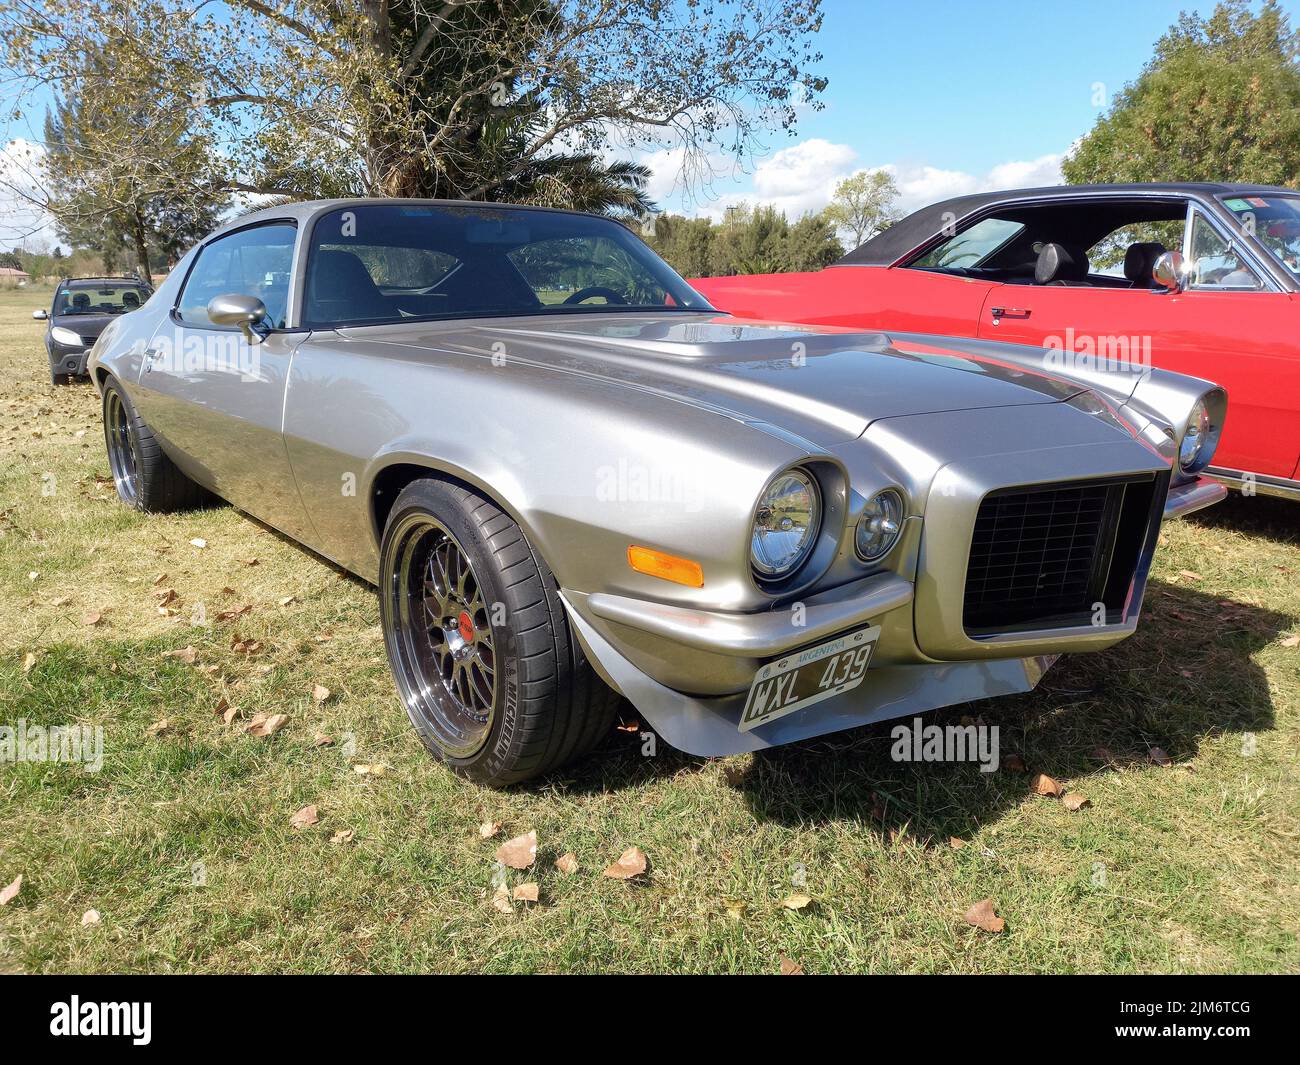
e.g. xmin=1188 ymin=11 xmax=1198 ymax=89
xmin=302 ymin=204 xmax=712 ymax=327
xmin=1221 ymin=193 xmax=1300 ymax=279
xmin=55 ymin=283 xmax=150 ymax=316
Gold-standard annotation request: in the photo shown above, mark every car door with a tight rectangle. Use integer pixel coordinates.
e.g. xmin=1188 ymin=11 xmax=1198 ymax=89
xmin=130 ymin=220 xmax=317 ymax=541
xmin=975 ymin=205 xmax=1300 ymax=480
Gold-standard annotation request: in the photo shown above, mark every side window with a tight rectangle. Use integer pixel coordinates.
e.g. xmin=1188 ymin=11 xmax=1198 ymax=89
xmin=1186 ymin=213 xmax=1262 ymax=291
xmin=910 ymin=217 xmax=1024 ymax=270
xmin=176 ymin=223 xmax=297 ymax=327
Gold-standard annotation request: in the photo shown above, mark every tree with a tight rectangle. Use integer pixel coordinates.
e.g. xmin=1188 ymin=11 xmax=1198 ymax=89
xmin=824 ymin=169 xmax=899 ymax=249
xmin=2 ymin=0 xmax=827 ymax=216
xmin=1064 ymin=0 xmax=1300 ymax=186
xmin=648 ymin=205 xmax=842 ymax=277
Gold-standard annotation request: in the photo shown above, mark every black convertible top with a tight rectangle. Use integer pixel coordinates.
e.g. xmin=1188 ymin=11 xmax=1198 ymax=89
xmin=835 ymin=182 xmax=1297 ymax=266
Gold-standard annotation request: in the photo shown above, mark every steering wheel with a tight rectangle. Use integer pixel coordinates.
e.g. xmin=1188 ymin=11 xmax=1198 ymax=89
xmin=563 ymin=286 xmax=627 ymax=306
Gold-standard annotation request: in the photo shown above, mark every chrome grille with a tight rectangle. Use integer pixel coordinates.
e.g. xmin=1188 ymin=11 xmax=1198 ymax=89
xmin=963 ymin=475 xmax=1160 ymax=633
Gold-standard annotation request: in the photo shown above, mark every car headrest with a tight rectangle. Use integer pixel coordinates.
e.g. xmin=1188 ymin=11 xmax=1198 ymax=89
xmin=121 ymin=291 xmax=140 ymax=308
xmin=1034 ymin=243 xmax=1089 ymax=284
xmin=72 ymin=292 xmax=91 ymax=309
xmin=1123 ymin=241 xmax=1168 ymax=284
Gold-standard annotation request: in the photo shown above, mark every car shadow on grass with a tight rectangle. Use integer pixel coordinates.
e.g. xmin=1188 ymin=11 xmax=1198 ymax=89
xmin=1188 ymin=491 xmax=1297 ymax=549
xmin=566 ymin=578 xmax=1289 ymax=842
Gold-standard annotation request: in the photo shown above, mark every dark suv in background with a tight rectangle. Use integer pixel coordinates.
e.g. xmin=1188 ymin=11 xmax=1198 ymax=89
xmin=36 ymin=276 xmax=154 ymax=384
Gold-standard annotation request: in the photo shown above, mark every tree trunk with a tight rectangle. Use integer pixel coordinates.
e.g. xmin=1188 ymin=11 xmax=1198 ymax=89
xmin=130 ymin=208 xmax=151 ymax=281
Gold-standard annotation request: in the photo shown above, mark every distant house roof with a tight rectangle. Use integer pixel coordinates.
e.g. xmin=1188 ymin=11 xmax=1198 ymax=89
xmin=0 ymin=266 xmax=30 ymax=278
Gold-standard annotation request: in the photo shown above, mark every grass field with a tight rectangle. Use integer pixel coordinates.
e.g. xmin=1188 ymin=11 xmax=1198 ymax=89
xmin=0 ymin=286 xmax=1297 ymax=974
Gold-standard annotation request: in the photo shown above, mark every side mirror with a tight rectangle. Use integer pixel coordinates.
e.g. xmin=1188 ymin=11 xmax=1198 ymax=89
xmin=1152 ymin=250 xmax=1185 ymax=294
xmin=32 ymin=309 xmax=47 ymax=320
xmin=206 ymin=293 xmax=271 ymax=343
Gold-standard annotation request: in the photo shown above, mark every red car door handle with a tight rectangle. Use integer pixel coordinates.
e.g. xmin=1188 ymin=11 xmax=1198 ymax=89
xmin=989 ymin=307 xmax=1031 ymax=322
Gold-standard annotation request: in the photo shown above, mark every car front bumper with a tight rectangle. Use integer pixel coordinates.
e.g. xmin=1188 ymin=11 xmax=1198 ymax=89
xmin=562 ymin=474 xmax=1225 ymax=757
xmin=48 ymin=338 xmax=91 ymax=377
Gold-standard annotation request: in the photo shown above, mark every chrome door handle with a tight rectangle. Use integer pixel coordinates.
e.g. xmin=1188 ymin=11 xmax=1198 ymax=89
xmin=143 ymin=347 xmax=163 ymax=372
xmin=989 ymin=307 xmax=1031 ymax=324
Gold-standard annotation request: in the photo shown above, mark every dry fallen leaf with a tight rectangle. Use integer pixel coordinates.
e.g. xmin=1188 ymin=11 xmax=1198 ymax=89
xmin=1062 ymin=792 xmax=1092 ymax=812
xmin=279 ymin=596 xmax=296 ymax=607
xmin=1031 ymin=772 xmax=1064 ymax=797
xmin=162 ymin=646 xmax=198 ymax=665
xmin=22 ymin=651 xmax=36 ymax=674
xmin=81 ymin=610 xmax=103 ymax=626
xmin=240 ymin=557 xmax=259 ymax=566
xmin=154 ymin=588 xmax=178 ymax=607
xmin=0 ymin=874 xmax=21 ymax=906
xmin=964 ymin=898 xmax=1005 ymax=934
xmin=723 ymin=898 xmax=748 ymax=920
xmin=781 ymin=893 xmax=812 ymax=911
xmin=290 ymin=804 xmax=319 ymax=829
xmin=189 ymin=538 xmax=207 ymax=549
xmin=1092 ymin=746 xmax=1117 ymax=764
xmin=1282 ymin=634 xmax=1300 ymax=648
xmin=312 ymin=731 xmax=333 ymax=747
xmin=50 ymin=595 xmax=72 ymax=607
xmin=230 ymin=638 xmax=263 ymax=655
xmin=779 ymin=956 xmax=804 ymax=975
xmin=246 ymin=713 xmax=288 ymax=738
xmin=478 ymin=821 xmax=502 ymax=840
xmin=152 ymin=572 xmax=168 ymax=586
xmin=948 ymin=836 xmax=966 ymax=850
xmin=1001 ymin=753 xmax=1026 ymax=773
xmin=491 ymin=884 xmax=513 ymax=914
xmin=496 ymin=830 xmax=538 ymax=870
xmin=311 ymin=684 xmax=331 ymax=704
xmin=554 ymin=852 xmax=579 ymax=875
xmin=352 ymin=762 xmax=388 ymax=777
xmin=1149 ymin=747 xmax=1173 ymax=767
xmin=216 ymin=604 xmax=252 ymax=622
xmin=513 ymin=883 xmax=540 ymax=904
xmin=1178 ymin=569 xmax=1203 ymax=581
xmin=603 ymin=846 xmax=648 ymax=880
xmin=329 ymin=829 xmax=355 ymax=845
xmin=145 ymin=719 xmax=170 ymax=737
xmin=222 ymin=704 xmax=240 ymax=726
xmin=81 ymin=909 xmax=100 ymax=926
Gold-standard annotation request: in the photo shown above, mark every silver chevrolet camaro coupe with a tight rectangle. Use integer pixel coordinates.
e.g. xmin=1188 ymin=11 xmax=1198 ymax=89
xmin=89 ymin=198 xmax=1228 ymax=785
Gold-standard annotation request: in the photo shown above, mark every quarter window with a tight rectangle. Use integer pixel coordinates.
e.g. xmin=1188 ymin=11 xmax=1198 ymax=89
xmin=176 ymin=223 xmax=297 ymax=328
xmin=1185 ymin=212 xmax=1262 ymax=291
xmin=910 ymin=217 xmax=1024 ymax=269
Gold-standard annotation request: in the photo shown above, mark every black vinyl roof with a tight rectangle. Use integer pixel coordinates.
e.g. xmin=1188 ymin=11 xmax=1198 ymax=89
xmin=834 ymin=182 xmax=1298 ymax=266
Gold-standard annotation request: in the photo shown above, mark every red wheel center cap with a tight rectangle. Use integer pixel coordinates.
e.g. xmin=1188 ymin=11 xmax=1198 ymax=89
xmin=457 ymin=611 xmax=474 ymax=644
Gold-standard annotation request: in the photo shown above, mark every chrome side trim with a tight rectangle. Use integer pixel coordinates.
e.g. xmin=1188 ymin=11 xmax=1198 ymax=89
xmin=1205 ymin=467 xmax=1300 ymax=502
xmin=1164 ymin=475 xmax=1228 ymax=518
xmin=585 ymin=572 xmax=914 ymax=658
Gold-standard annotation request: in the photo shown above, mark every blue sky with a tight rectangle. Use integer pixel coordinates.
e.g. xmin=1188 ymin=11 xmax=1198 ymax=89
xmin=647 ymin=0 xmax=1300 ymax=218
xmin=5 ymin=0 xmax=1297 ymax=246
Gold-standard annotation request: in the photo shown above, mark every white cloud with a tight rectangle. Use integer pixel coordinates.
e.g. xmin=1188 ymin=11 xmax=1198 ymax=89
xmin=649 ymin=137 xmax=1066 ymax=225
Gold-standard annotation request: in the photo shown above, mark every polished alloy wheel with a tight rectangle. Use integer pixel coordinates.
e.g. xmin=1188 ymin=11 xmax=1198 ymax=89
xmin=386 ymin=514 xmax=497 ymax=758
xmin=104 ymin=388 xmax=140 ymax=506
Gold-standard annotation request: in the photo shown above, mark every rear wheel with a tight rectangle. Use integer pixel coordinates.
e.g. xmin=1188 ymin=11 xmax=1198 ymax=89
xmin=101 ymin=377 xmax=209 ymax=512
xmin=379 ymin=477 xmax=618 ymax=786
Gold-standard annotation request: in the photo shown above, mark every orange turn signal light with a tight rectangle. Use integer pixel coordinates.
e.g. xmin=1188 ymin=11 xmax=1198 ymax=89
xmin=627 ymin=545 xmax=704 ymax=588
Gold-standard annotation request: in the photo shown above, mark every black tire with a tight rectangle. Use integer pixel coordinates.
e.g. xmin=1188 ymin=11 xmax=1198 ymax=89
xmin=101 ymin=376 xmax=209 ymax=513
xmin=379 ymin=477 xmax=618 ymax=786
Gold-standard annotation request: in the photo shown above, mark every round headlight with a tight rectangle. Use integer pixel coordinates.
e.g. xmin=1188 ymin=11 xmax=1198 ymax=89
xmin=1179 ymin=398 xmax=1211 ymax=471
xmin=855 ymin=489 xmax=904 ymax=561
xmin=751 ymin=468 xmax=821 ymax=580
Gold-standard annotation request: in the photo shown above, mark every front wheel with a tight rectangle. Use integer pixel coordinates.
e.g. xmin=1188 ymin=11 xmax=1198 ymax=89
xmin=379 ymin=477 xmax=618 ymax=786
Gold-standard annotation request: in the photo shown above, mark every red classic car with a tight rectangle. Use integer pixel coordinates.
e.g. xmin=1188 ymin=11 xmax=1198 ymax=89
xmin=691 ymin=182 xmax=1300 ymax=500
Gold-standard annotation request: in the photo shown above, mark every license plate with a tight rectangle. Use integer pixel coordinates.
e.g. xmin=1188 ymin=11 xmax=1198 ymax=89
xmin=738 ymin=626 xmax=880 ymax=733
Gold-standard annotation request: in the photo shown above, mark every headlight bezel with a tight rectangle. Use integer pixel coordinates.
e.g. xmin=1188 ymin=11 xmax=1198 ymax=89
xmin=750 ymin=466 xmax=822 ymax=583
xmin=855 ymin=487 xmax=906 ymax=562
xmin=1177 ymin=390 xmax=1224 ymax=476
xmin=50 ymin=325 xmax=83 ymax=347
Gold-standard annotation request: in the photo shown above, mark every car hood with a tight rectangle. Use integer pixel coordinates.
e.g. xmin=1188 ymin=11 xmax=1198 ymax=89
xmin=337 ymin=313 xmax=1089 ymax=447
